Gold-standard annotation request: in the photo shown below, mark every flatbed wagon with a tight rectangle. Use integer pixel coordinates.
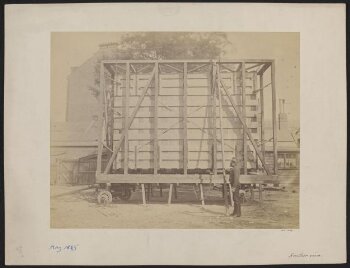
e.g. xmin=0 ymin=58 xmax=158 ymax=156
xmin=94 ymin=59 xmax=279 ymax=206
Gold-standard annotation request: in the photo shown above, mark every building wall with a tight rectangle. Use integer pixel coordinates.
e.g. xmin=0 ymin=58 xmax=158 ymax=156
xmin=66 ymin=57 xmax=100 ymax=122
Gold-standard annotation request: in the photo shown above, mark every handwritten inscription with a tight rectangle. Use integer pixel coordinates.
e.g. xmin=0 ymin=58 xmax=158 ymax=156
xmin=49 ymin=244 xmax=79 ymax=253
xmin=289 ymin=252 xmax=321 ymax=258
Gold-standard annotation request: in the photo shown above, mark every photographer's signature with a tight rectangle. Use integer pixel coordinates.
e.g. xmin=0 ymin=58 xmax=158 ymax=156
xmin=289 ymin=252 xmax=321 ymax=258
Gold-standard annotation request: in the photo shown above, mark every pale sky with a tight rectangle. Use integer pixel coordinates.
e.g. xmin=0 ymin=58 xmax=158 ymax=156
xmin=51 ymin=32 xmax=299 ymax=125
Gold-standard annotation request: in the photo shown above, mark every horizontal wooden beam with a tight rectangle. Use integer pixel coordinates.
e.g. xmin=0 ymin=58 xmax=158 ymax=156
xmin=102 ymin=59 xmax=275 ymax=64
xmin=96 ymin=173 xmax=278 ymax=184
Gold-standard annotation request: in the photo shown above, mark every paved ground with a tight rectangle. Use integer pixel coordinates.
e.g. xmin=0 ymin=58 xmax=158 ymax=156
xmin=51 ymin=182 xmax=299 ymax=229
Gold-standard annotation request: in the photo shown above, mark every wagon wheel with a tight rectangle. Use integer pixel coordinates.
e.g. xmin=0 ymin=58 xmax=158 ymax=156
xmin=97 ymin=190 xmax=112 ymax=205
xmin=118 ymin=188 xmax=132 ymax=201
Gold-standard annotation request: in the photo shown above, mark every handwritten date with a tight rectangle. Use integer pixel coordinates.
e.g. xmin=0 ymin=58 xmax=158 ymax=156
xmin=49 ymin=244 xmax=79 ymax=253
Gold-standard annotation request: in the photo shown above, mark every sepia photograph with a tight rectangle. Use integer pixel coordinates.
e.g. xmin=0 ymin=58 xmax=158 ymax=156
xmin=50 ymin=32 xmax=300 ymax=229
xmin=5 ymin=3 xmax=346 ymax=265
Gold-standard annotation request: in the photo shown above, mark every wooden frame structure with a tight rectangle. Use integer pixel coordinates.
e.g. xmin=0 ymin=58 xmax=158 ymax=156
xmin=96 ymin=59 xmax=278 ymax=204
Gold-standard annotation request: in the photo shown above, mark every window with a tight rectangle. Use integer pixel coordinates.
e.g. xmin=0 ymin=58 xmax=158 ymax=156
xmin=251 ymin=116 xmax=257 ymax=123
xmin=251 ymin=128 xmax=257 ymax=133
xmin=250 ymin=106 xmax=257 ymax=111
xmin=250 ymin=94 xmax=256 ymax=100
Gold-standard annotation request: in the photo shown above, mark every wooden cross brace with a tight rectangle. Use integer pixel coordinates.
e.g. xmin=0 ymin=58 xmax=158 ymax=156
xmin=103 ymin=67 xmax=156 ymax=174
xmin=217 ymin=74 xmax=271 ymax=175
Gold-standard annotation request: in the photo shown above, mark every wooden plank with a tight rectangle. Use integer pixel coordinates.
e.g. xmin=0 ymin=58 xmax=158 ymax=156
xmin=200 ymin=183 xmax=205 ymax=206
xmin=216 ymin=64 xmax=230 ymax=210
xmin=218 ymin=76 xmax=271 ymax=175
xmin=257 ymin=63 xmax=271 ymax=75
xmin=183 ymin=63 xmax=188 ymax=175
xmin=141 ymin=183 xmax=146 ymax=205
xmin=96 ymin=173 xmax=278 ymax=184
xmin=212 ymin=64 xmax=217 ymax=175
xmin=241 ymin=62 xmax=247 ymax=174
xmin=259 ymin=74 xmax=265 ymax=161
xmin=103 ymin=59 xmax=274 ymax=64
xmin=228 ymin=183 xmax=234 ymax=206
xmin=271 ymin=61 xmax=278 ymax=174
xmin=96 ymin=63 xmax=105 ymax=173
xmin=154 ymin=62 xmax=159 ymax=175
xmin=168 ymin=184 xmax=173 ymax=204
xmin=124 ymin=63 xmax=130 ymax=174
xmin=103 ymin=68 xmax=156 ymax=173
xmin=110 ymin=73 xmax=117 ymax=167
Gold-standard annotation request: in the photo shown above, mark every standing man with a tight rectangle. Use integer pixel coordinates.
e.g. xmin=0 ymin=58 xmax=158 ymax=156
xmin=229 ymin=157 xmax=241 ymax=217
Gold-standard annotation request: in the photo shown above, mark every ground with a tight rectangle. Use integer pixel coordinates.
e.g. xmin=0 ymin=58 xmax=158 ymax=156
xmin=51 ymin=182 xmax=299 ymax=229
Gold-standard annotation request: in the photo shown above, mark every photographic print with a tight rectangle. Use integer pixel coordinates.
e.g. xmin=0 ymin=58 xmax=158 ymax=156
xmin=50 ymin=32 xmax=300 ymax=229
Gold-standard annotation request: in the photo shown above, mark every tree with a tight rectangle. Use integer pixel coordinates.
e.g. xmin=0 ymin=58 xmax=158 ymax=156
xmin=89 ymin=32 xmax=230 ymax=97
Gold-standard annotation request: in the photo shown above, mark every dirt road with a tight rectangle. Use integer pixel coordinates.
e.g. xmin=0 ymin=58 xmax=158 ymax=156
xmin=51 ymin=183 xmax=299 ymax=229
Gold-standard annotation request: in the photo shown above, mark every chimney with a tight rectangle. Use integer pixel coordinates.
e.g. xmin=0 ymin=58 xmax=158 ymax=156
xmin=278 ymin=99 xmax=289 ymax=131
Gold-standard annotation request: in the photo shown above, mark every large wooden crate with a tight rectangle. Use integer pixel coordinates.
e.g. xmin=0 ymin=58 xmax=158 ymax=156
xmin=96 ymin=60 xmax=278 ymax=182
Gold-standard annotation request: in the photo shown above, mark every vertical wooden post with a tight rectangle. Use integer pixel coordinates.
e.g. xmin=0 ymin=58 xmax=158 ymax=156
xmin=97 ymin=63 xmax=104 ymax=174
xmin=216 ymin=64 xmax=230 ymax=211
xmin=111 ymin=71 xmax=117 ymax=170
xmin=271 ymin=61 xmax=278 ymax=174
xmin=259 ymin=74 xmax=265 ymax=165
xmin=252 ymin=71 xmax=257 ymax=169
xmin=212 ymin=63 xmax=217 ymax=176
xmin=124 ymin=63 xmax=130 ymax=174
xmin=183 ymin=63 xmax=188 ymax=175
xmin=141 ymin=183 xmax=146 ymax=205
xmin=160 ymin=184 xmax=163 ymax=197
xmin=200 ymin=183 xmax=205 ymax=206
xmin=228 ymin=183 xmax=234 ymax=206
xmin=241 ymin=62 xmax=247 ymax=174
xmin=168 ymin=184 xmax=173 ymax=204
xmin=154 ymin=62 xmax=159 ymax=174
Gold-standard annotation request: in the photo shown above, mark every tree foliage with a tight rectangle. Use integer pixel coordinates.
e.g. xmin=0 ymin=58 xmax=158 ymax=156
xmin=89 ymin=32 xmax=230 ymax=97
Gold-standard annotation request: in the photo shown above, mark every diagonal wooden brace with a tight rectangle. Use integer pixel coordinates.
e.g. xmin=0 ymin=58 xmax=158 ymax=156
xmin=103 ymin=67 xmax=156 ymax=174
xmin=217 ymin=76 xmax=271 ymax=175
